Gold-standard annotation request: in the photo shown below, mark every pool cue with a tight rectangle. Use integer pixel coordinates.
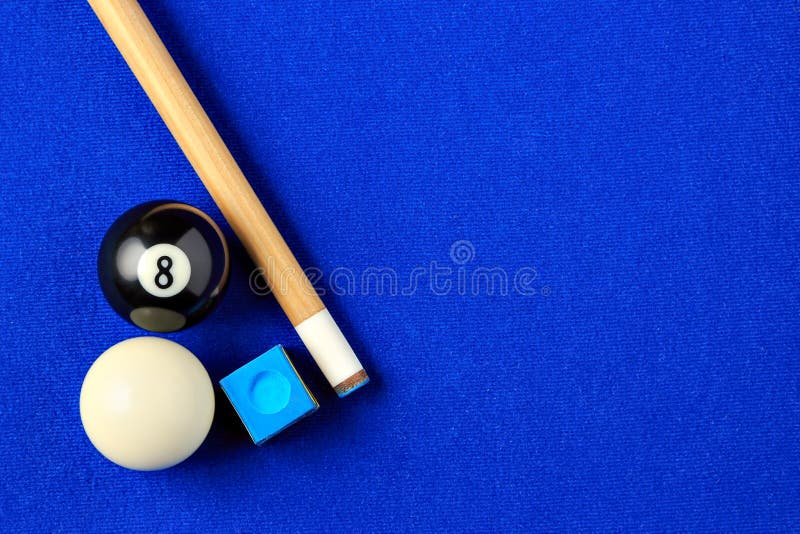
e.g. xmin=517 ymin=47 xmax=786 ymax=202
xmin=87 ymin=0 xmax=369 ymax=397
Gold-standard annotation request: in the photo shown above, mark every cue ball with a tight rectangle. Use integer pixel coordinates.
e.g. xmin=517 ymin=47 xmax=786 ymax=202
xmin=80 ymin=337 xmax=215 ymax=471
xmin=98 ymin=201 xmax=230 ymax=332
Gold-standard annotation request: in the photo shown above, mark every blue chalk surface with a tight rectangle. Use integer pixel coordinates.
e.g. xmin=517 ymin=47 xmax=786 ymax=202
xmin=220 ymin=345 xmax=318 ymax=445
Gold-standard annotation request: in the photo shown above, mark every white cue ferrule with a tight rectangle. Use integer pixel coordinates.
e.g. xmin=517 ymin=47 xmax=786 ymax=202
xmin=294 ymin=309 xmax=368 ymax=397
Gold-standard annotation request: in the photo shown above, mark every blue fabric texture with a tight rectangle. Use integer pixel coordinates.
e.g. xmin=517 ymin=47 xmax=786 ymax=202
xmin=0 ymin=1 xmax=798 ymax=531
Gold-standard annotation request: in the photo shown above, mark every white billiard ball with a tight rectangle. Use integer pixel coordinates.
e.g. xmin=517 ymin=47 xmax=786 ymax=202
xmin=80 ymin=337 xmax=215 ymax=471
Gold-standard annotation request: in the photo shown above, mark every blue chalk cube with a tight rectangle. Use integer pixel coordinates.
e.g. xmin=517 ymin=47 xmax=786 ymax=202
xmin=220 ymin=345 xmax=318 ymax=445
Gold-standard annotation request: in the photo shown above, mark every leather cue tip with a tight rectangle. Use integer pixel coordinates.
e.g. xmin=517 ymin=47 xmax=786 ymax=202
xmin=334 ymin=370 xmax=370 ymax=397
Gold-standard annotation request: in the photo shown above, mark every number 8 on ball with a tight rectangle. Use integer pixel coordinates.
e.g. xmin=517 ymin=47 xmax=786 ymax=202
xmin=98 ymin=201 xmax=230 ymax=333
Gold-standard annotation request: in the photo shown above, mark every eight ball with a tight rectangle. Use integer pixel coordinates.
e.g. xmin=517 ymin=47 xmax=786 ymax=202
xmin=98 ymin=201 xmax=230 ymax=332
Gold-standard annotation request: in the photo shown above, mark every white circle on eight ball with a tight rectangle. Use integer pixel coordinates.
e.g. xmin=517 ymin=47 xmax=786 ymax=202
xmin=136 ymin=243 xmax=192 ymax=298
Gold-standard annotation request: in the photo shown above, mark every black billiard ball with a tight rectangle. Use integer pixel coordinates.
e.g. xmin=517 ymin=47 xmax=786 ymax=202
xmin=98 ymin=201 xmax=230 ymax=332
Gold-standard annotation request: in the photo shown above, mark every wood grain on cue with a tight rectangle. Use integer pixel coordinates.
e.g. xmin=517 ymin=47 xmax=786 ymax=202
xmin=87 ymin=0 xmax=368 ymax=396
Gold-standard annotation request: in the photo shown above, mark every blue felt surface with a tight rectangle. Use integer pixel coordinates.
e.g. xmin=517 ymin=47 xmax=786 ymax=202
xmin=0 ymin=1 xmax=798 ymax=531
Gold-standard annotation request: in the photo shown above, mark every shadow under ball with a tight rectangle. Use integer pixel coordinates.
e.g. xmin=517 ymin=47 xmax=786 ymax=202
xmin=98 ymin=201 xmax=230 ymax=332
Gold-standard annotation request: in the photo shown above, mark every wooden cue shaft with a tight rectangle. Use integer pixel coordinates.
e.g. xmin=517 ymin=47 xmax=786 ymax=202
xmin=87 ymin=0 xmax=368 ymax=396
